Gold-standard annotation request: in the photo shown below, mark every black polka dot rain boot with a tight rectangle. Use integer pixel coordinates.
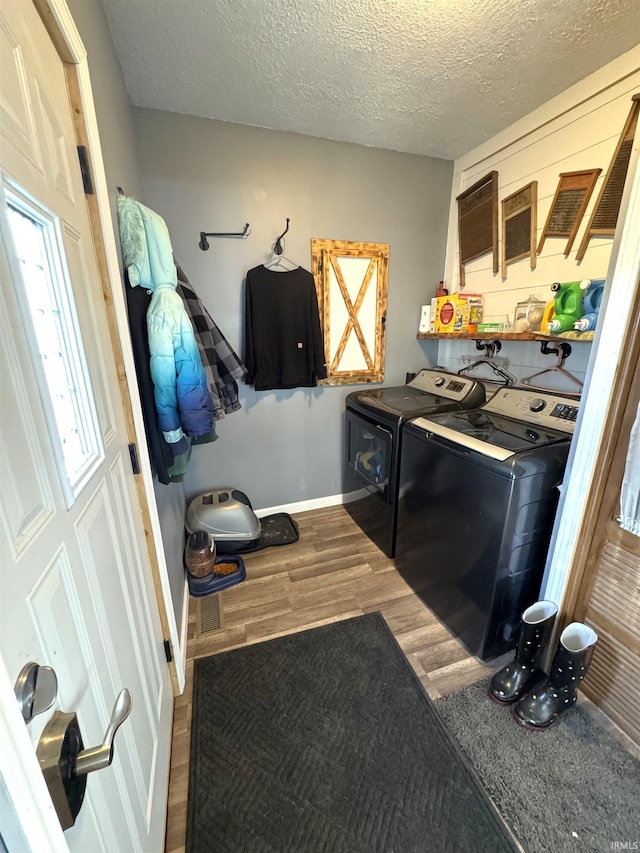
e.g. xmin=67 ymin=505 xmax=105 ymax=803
xmin=488 ymin=600 xmax=558 ymax=706
xmin=513 ymin=622 xmax=598 ymax=731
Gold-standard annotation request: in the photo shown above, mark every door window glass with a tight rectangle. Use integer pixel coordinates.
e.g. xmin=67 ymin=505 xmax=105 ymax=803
xmin=5 ymin=189 xmax=103 ymax=505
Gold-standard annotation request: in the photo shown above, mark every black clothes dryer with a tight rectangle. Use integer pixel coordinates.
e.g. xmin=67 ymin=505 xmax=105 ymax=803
xmin=344 ymin=369 xmax=485 ymax=558
xmin=395 ymin=387 xmax=579 ymax=659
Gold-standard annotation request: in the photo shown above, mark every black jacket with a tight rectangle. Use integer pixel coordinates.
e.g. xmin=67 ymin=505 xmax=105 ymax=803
xmin=125 ymin=276 xmax=174 ymax=484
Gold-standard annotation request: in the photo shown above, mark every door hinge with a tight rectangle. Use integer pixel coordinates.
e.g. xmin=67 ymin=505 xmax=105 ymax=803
xmin=76 ymin=145 xmax=94 ymax=195
xmin=163 ymin=639 xmax=173 ymax=663
xmin=128 ymin=442 xmax=140 ymax=475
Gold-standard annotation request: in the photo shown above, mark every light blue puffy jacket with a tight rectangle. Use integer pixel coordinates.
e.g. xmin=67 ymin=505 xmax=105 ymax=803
xmin=117 ymin=196 xmax=213 ymax=454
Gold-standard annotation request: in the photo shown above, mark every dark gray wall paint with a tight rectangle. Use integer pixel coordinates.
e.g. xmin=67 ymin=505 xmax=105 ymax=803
xmin=134 ymin=108 xmax=451 ymax=509
xmin=67 ymin=0 xmax=186 ymax=628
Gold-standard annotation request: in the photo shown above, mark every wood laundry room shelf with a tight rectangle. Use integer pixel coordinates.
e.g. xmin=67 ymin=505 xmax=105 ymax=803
xmin=417 ymin=331 xmax=536 ymax=340
xmin=417 ymin=331 xmax=594 ymax=342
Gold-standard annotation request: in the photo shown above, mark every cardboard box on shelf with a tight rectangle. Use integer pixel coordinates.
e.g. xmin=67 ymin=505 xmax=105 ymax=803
xmin=432 ymin=294 xmax=484 ymax=334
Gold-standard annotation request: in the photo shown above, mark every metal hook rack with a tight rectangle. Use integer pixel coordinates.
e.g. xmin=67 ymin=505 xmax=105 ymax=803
xmin=274 ymin=218 xmax=290 ymax=255
xmin=199 ymin=223 xmax=251 ymax=251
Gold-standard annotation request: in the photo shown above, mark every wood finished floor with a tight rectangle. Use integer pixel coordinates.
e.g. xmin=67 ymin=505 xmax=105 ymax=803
xmin=164 ymin=503 xmax=640 ymax=851
xmin=164 ymin=504 xmax=512 ymax=852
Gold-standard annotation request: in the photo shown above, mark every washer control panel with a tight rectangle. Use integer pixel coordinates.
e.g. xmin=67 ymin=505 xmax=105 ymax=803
xmin=408 ymin=369 xmax=479 ymax=400
xmin=484 ymin=388 xmax=580 ymax=433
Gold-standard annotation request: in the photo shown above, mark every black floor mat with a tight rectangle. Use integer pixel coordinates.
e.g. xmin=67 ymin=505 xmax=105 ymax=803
xmin=186 ymin=613 xmax=518 ymax=853
xmin=237 ymin=512 xmax=299 ymax=553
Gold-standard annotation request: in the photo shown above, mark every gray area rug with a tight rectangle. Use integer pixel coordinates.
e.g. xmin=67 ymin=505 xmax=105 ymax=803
xmin=437 ymin=678 xmax=640 ymax=853
xmin=186 ymin=613 xmax=518 ymax=853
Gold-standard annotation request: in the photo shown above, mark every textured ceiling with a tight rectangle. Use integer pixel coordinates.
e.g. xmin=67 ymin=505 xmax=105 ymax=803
xmin=100 ymin=0 xmax=640 ymax=159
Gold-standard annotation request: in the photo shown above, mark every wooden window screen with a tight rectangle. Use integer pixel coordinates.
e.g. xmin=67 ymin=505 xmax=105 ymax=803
xmin=576 ymin=94 xmax=640 ymax=261
xmin=537 ymin=169 xmax=602 ymax=257
xmin=501 ymin=181 xmax=537 ymax=278
xmin=311 ymin=239 xmax=388 ymax=385
xmin=457 ymin=170 xmax=498 ymax=286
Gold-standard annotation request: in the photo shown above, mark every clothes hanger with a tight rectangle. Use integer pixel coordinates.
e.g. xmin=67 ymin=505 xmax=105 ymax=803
xmin=519 ymin=341 xmax=583 ymax=397
xmin=458 ymin=360 xmax=516 ymax=387
xmin=458 ymin=341 xmax=517 ymax=387
xmin=263 ymin=218 xmax=299 ymax=271
xmin=264 ymin=251 xmax=298 ymax=271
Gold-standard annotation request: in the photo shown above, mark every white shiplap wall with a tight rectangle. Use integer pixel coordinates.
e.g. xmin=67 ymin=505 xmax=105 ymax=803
xmin=437 ymin=49 xmax=640 ymax=393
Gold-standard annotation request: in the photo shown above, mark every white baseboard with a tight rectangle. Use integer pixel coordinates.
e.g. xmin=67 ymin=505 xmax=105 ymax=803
xmin=255 ymin=491 xmax=363 ymax=518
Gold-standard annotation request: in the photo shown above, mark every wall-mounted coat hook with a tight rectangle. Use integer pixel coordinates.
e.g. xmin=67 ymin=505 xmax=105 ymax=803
xmin=274 ymin=218 xmax=290 ymax=255
xmin=199 ymin=223 xmax=251 ymax=251
xmin=540 ymin=340 xmax=572 ymax=360
xmin=474 ymin=339 xmax=501 ymax=359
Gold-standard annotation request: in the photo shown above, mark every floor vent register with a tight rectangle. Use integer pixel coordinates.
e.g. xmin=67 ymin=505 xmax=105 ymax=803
xmin=196 ymin=594 xmax=224 ymax=636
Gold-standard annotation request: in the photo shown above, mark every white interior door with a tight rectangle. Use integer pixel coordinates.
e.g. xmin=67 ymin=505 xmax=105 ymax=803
xmin=0 ymin=1 xmax=172 ymax=850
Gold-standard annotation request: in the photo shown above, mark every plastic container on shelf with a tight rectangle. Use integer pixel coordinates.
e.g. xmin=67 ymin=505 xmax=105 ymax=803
xmin=541 ymin=299 xmax=556 ymax=332
xmin=547 ymin=280 xmax=587 ymax=333
xmin=582 ymin=278 xmax=605 ymax=315
xmin=573 ymin=279 xmax=605 ymax=332
xmin=477 ymin=315 xmax=511 ymax=333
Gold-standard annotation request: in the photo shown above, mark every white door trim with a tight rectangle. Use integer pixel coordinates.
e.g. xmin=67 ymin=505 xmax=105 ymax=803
xmin=38 ymin=0 xmax=185 ymax=691
xmin=541 ymin=134 xmax=640 ymax=607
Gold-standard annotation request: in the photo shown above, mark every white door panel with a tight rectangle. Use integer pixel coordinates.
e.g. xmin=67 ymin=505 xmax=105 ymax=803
xmin=0 ymin=1 xmax=172 ymax=850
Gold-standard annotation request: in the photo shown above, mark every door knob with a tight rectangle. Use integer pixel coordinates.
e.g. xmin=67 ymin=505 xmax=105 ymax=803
xmin=37 ymin=689 xmax=133 ymax=830
xmin=75 ymin=689 xmax=132 ymax=775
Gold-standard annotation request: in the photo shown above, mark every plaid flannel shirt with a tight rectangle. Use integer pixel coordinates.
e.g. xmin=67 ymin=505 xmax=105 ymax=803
xmin=176 ymin=263 xmax=247 ymax=420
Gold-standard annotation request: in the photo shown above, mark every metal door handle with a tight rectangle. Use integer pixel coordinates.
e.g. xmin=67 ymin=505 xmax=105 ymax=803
xmin=75 ymin=689 xmax=132 ymax=775
xmin=37 ymin=688 xmax=133 ymax=830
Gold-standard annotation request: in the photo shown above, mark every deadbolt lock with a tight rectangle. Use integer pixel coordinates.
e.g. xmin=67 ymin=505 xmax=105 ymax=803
xmin=14 ymin=661 xmax=58 ymax=723
xmin=36 ymin=689 xmax=132 ymax=830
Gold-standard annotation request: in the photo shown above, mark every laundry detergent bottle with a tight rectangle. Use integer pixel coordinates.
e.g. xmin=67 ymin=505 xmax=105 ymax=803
xmin=574 ymin=278 xmax=605 ymax=332
xmin=547 ymin=280 xmax=588 ymax=334
xmin=541 ymin=299 xmax=556 ymax=331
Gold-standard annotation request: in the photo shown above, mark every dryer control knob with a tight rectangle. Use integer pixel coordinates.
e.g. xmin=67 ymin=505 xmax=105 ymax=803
xmin=434 ymin=376 xmax=445 ymax=387
xmin=530 ymin=398 xmax=547 ymax=412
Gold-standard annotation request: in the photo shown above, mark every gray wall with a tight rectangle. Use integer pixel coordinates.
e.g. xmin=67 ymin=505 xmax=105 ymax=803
xmin=66 ymin=0 xmax=144 ymax=243
xmin=67 ymin=0 xmax=186 ymax=628
xmin=134 ymin=108 xmax=452 ymax=509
